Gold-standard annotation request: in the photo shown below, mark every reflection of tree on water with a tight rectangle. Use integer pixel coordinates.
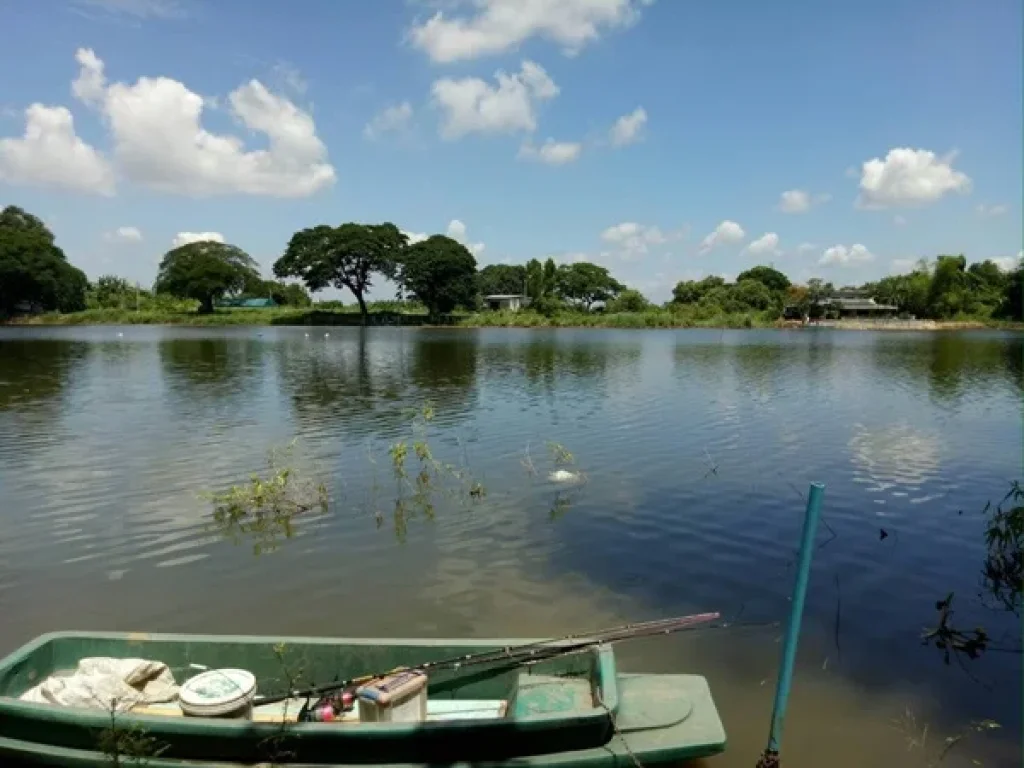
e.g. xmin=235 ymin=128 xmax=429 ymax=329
xmin=0 ymin=338 xmax=88 ymax=410
xmin=870 ymin=333 xmax=1023 ymax=405
xmin=159 ymin=337 xmax=268 ymax=401
xmin=275 ymin=330 xmax=479 ymax=432
xmin=483 ymin=336 xmax=641 ymax=396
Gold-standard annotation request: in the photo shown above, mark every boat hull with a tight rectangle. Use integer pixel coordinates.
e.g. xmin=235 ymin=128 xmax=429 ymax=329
xmin=0 ymin=631 xmax=726 ymax=766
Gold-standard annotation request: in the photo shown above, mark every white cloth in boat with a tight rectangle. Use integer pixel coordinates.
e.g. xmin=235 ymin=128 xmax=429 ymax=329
xmin=19 ymin=657 xmax=178 ymax=711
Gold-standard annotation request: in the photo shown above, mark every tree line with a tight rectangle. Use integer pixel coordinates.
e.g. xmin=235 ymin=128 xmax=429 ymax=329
xmin=1 ymin=204 xmax=1020 ymax=322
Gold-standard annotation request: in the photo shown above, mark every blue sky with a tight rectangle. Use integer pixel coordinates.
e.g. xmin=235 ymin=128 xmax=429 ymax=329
xmin=0 ymin=0 xmax=1020 ymax=302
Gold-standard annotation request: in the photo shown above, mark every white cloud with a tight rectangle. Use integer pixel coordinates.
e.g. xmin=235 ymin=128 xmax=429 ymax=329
xmin=893 ymin=215 xmax=907 ymax=226
xmin=745 ymin=232 xmax=780 ymax=257
xmin=172 ymin=231 xmax=224 ymax=247
xmin=364 ymin=102 xmax=413 ymax=139
xmin=272 ymin=61 xmax=308 ymax=95
xmin=609 ymin=107 xmax=646 ymax=146
xmin=975 ymin=203 xmax=1008 ymax=218
xmin=105 ymin=226 xmax=142 ymax=242
xmin=777 ymin=189 xmax=830 ymax=214
xmin=857 ymin=148 xmax=971 ymax=209
xmin=409 ymin=0 xmax=651 ymax=63
xmin=518 ymin=138 xmax=582 ymax=165
xmin=403 ymin=230 xmax=429 ymax=245
xmin=698 ymin=220 xmax=745 ymax=253
xmin=446 ymin=219 xmax=485 ymax=256
xmin=797 ymin=242 xmax=817 ymax=254
xmin=432 ymin=61 xmax=558 ymax=139
xmin=820 ymin=244 xmax=874 ymax=266
xmin=993 ymin=254 xmax=1022 ymax=272
xmin=600 ymin=221 xmax=686 ymax=261
xmin=73 ymin=48 xmax=335 ymax=197
xmin=0 ymin=103 xmax=115 ymax=195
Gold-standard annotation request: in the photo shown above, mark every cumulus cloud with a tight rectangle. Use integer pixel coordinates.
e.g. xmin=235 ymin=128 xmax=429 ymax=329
xmin=820 ymin=244 xmax=874 ymax=266
xmin=364 ymin=102 xmax=413 ymax=139
xmin=172 ymin=231 xmax=225 ymax=247
xmin=609 ymin=107 xmax=646 ymax=146
xmin=796 ymin=242 xmax=817 ymax=254
xmin=446 ymin=219 xmax=485 ymax=256
xmin=600 ymin=221 xmax=686 ymax=261
xmin=857 ymin=148 xmax=971 ymax=209
xmin=745 ymin=232 xmax=780 ymax=257
xmin=402 ymin=230 xmax=429 ymax=245
xmin=777 ymin=189 xmax=830 ymax=213
xmin=72 ymin=48 xmax=335 ymax=197
xmin=409 ymin=0 xmax=651 ymax=63
xmin=518 ymin=138 xmax=582 ymax=165
xmin=698 ymin=220 xmax=745 ymax=253
xmin=0 ymin=103 xmax=115 ymax=195
xmin=432 ymin=61 xmax=558 ymax=139
xmin=975 ymin=203 xmax=1008 ymax=218
xmin=105 ymin=226 xmax=143 ymax=242
xmin=993 ymin=253 xmax=1022 ymax=272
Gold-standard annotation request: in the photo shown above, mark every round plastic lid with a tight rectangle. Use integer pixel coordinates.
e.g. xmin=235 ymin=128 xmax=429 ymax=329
xmin=179 ymin=669 xmax=256 ymax=717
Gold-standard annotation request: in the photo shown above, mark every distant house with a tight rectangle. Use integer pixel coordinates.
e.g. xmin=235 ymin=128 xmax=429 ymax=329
xmin=483 ymin=294 xmax=527 ymax=311
xmin=821 ymin=288 xmax=897 ymax=319
xmin=216 ymin=297 xmax=278 ymax=309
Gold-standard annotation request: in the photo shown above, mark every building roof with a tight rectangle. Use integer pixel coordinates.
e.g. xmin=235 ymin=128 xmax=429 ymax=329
xmin=825 ymin=297 xmax=898 ymax=311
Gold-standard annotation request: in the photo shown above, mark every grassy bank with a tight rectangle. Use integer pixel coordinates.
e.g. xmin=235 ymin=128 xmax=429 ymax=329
xmin=4 ymin=307 xmax=1020 ymax=330
xmin=457 ymin=308 xmax=777 ymax=328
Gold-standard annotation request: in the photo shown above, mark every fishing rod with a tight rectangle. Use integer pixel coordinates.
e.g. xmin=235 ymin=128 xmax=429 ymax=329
xmin=256 ymin=611 xmax=719 ymax=707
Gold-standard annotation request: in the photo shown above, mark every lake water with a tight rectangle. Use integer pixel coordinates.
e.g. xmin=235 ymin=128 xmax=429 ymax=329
xmin=0 ymin=326 xmax=1020 ymax=767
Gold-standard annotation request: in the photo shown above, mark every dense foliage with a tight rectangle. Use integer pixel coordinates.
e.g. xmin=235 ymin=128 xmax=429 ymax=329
xmin=273 ymin=222 xmax=406 ymax=322
xmin=477 ymin=264 xmax=526 ymax=296
xmin=556 ymin=262 xmax=624 ymax=310
xmin=0 ymin=206 xmax=88 ymax=316
xmin=154 ymin=241 xmax=261 ymax=314
xmin=399 ymin=235 xmax=478 ymax=315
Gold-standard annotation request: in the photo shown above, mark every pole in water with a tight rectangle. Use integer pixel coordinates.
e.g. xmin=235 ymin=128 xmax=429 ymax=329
xmin=756 ymin=482 xmax=825 ymax=768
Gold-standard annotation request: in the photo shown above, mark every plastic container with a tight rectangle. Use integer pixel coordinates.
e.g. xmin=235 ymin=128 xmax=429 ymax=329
xmin=356 ymin=671 xmax=427 ymax=723
xmin=178 ymin=669 xmax=257 ymax=719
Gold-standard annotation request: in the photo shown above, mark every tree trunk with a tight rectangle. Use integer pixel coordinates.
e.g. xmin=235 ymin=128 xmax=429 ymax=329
xmin=199 ymin=295 xmax=215 ymax=314
xmin=355 ymin=292 xmax=368 ymax=325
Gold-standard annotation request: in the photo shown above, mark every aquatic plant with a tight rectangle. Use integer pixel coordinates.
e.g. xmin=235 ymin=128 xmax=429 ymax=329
xmin=205 ymin=441 xmax=329 ymax=555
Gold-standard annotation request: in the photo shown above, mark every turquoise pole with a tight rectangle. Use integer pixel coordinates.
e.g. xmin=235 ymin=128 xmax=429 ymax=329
xmin=763 ymin=482 xmax=825 ymax=761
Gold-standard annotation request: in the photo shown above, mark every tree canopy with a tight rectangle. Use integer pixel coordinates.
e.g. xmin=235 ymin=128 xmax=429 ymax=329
xmin=478 ymin=264 xmax=526 ymax=296
xmin=606 ymin=288 xmax=650 ymax=313
xmin=399 ymin=235 xmax=477 ymax=315
xmin=556 ymin=262 xmax=624 ymax=310
xmin=736 ymin=265 xmax=790 ymax=293
xmin=0 ymin=205 xmax=88 ymax=316
xmin=273 ymin=222 xmax=406 ymax=321
xmin=154 ymin=240 xmax=261 ymax=314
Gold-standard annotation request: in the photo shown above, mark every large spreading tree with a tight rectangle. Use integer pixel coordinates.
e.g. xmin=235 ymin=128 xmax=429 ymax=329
xmin=556 ymin=262 xmax=624 ymax=310
xmin=0 ymin=205 xmax=88 ymax=316
xmin=273 ymin=222 xmax=406 ymax=323
xmin=154 ymin=240 xmax=261 ymax=314
xmin=478 ymin=264 xmax=527 ymax=296
xmin=399 ymin=235 xmax=477 ymax=315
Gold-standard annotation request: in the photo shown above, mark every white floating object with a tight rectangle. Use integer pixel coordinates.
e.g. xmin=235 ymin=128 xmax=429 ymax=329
xmin=179 ymin=669 xmax=256 ymax=719
xmin=548 ymin=469 xmax=582 ymax=484
xmin=117 ymin=332 xmax=124 ymax=337
xmin=324 ymin=332 xmax=330 ymax=337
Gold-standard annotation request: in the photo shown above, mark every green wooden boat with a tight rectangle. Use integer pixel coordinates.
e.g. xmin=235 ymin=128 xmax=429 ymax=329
xmin=0 ymin=630 xmax=726 ymax=766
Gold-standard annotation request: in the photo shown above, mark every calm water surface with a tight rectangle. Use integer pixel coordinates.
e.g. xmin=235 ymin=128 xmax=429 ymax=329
xmin=0 ymin=326 xmax=1021 ymax=767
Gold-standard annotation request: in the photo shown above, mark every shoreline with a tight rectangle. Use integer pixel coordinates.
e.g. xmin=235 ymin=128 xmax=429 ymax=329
xmin=2 ymin=313 xmax=1020 ymax=333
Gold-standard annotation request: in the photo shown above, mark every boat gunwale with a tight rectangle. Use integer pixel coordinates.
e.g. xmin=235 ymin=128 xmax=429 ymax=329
xmin=0 ymin=630 xmax=620 ymax=739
